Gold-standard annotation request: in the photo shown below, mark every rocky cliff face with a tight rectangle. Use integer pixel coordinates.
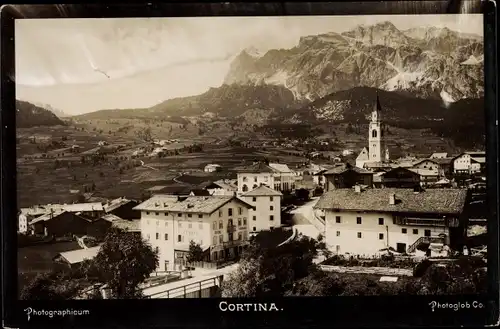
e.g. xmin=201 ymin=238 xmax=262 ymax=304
xmin=223 ymin=21 xmax=483 ymax=103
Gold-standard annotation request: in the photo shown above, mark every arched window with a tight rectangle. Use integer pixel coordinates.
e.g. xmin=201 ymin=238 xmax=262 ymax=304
xmin=242 ymin=184 xmax=248 ymax=192
xmin=253 ymin=184 xmax=258 ymax=189
xmin=372 ymin=130 xmax=377 ymax=138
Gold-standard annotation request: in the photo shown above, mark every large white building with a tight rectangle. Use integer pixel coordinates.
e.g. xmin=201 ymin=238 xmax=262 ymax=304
xmin=236 ymin=162 xmax=295 ymax=194
xmin=356 ymin=94 xmax=390 ymax=169
xmin=134 ymin=195 xmax=254 ymax=272
xmin=314 ymin=187 xmax=468 ymax=256
xmin=453 ymin=152 xmax=485 ymax=174
xmin=240 ymin=185 xmax=282 ymax=233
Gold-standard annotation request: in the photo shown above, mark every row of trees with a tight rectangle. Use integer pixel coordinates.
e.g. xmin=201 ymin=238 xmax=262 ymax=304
xmin=221 ymin=233 xmax=488 ymax=297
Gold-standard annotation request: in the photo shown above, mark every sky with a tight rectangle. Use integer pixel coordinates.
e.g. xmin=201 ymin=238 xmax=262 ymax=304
xmin=15 ymin=14 xmax=483 ymax=115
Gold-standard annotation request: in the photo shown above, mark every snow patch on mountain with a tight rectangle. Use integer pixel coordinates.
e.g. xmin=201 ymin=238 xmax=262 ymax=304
xmin=382 ymin=71 xmax=424 ymax=91
xmin=440 ymin=90 xmax=456 ymax=103
xmin=265 ymin=70 xmax=289 ymax=85
xmin=461 ymin=55 xmax=481 ymax=65
xmin=244 ymin=46 xmax=265 ymax=58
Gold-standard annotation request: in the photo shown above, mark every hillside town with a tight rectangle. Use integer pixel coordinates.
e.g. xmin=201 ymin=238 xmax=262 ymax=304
xmin=18 ymin=95 xmax=488 ymax=299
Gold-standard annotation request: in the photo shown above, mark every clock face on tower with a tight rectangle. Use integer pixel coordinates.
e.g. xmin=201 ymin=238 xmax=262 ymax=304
xmin=372 ymin=111 xmax=378 ymax=121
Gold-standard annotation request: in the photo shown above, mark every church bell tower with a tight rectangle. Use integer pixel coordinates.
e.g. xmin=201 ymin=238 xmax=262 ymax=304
xmin=368 ymin=93 xmax=385 ymax=162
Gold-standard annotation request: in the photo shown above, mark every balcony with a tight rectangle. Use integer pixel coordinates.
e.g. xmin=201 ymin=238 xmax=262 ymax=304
xmin=393 ymin=216 xmax=458 ymax=227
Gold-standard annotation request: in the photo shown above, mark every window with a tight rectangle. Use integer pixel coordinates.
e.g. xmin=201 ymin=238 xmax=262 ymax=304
xmin=242 ymin=176 xmax=248 ymax=182
xmin=199 ymin=223 xmax=203 ymax=229
xmin=228 ymin=208 xmax=233 ymax=216
xmin=242 ymin=185 xmax=248 ymax=192
xmin=356 ymin=217 xmax=362 ymax=225
xmin=238 ymin=207 xmax=242 ymax=215
xmin=178 ymin=222 xmax=182 ymax=227
xmin=378 ymin=218 xmax=384 ymax=225
xmin=188 ymin=223 xmax=192 ymax=228
xmin=424 ymin=229 xmax=431 ymax=237
xmin=379 ymin=233 xmax=384 ymax=240
xmin=213 ymin=221 xmax=216 ymax=230
xmin=335 ymin=216 xmax=341 ymax=223
xmin=254 ymin=177 xmax=258 ymax=182
xmin=253 ymin=216 xmax=256 ymax=221
xmin=372 ymin=130 xmax=377 ymax=138
xmin=155 ymin=212 xmax=159 ymax=216
xmin=188 ymin=214 xmax=192 ymax=218
xmin=238 ymin=233 xmax=242 ymax=240
xmin=336 ymin=245 xmax=340 ymax=253
xmin=219 ymin=210 xmax=223 ymax=217
xmin=177 ymin=213 xmax=182 ymax=217
xmin=146 ymin=212 xmax=150 ymax=215
xmin=357 ymin=232 xmax=362 ymax=239
xmin=253 ymin=227 xmax=256 ymax=231
xmin=413 ymin=229 xmax=418 ymax=235
xmin=402 ymin=228 xmax=407 ymax=234
xmin=270 ymin=215 xmax=274 ymax=221
xmin=219 ymin=235 xmax=223 ymax=243
xmin=238 ymin=219 xmax=242 ymax=226
xmin=243 ymin=218 xmax=247 ymax=225
xmin=336 ymin=231 xmax=340 ymax=237
xmin=219 ymin=220 xmax=223 ymax=229
xmin=270 ymin=196 xmax=274 ymax=202
xmin=264 ymin=176 xmax=268 ymax=182
xmin=156 ymin=220 xmax=159 ymax=226
xmin=270 ymin=226 xmax=274 ymax=230
xmin=164 ymin=213 xmax=168 ymax=216
xmin=213 ymin=236 xmax=217 ymax=245
xmin=156 ymin=233 xmax=159 ymax=240
xmin=198 ymin=214 xmax=203 ymax=218
xmin=164 ymin=233 xmax=168 ymax=240
xmin=252 ymin=197 xmax=257 ymax=202
xmin=270 ymin=206 xmax=274 ymax=211
xmin=178 ymin=235 xmax=182 ymax=242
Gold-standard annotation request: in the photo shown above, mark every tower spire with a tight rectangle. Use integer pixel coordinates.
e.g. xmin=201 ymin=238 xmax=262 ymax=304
xmin=374 ymin=90 xmax=382 ymax=113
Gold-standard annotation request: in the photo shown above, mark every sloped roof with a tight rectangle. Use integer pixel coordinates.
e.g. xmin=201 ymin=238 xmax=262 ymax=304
xmin=356 ymin=147 xmax=369 ymax=161
xmin=64 ymin=203 xmax=104 ymax=212
xmin=237 ymin=162 xmax=275 ymax=173
xmin=134 ymin=195 xmax=254 ymax=214
xmin=430 ymin=152 xmax=448 ymax=158
xmin=209 ymin=179 xmax=238 ymax=191
xmin=190 ymin=189 xmax=211 ymax=196
xmin=241 ymin=185 xmax=283 ymax=197
xmin=58 ymin=246 xmax=101 ymax=265
xmin=104 ymin=197 xmax=135 ymax=212
xmin=29 ymin=209 xmax=67 ymax=224
xmin=314 ymin=188 xmax=468 ymax=215
xmin=324 ymin=163 xmax=372 ymax=175
xmin=268 ymin=163 xmax=292 ymax=173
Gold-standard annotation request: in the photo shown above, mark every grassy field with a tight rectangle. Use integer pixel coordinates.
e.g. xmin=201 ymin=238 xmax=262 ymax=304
xmin=18 ymin=241 xmax=81 ymax=293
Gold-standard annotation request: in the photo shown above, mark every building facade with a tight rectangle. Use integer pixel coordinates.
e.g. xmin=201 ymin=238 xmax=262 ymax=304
xmin=377 ymin=167 xmax=420 ymax=188
xmin=315 ymin=188 xmax=468 ymax=256
xmin=453 ymin=152 xmax=485 ymax=174
xmin=323 ymin=163 xmax=374 ymax=191
xmin=236 ymin=162 xmax=296 ymax=193
xmin=240 ymin=185 xmax=282 ymax=233
xmin=134 ymin=195 xmax=254 ymax=272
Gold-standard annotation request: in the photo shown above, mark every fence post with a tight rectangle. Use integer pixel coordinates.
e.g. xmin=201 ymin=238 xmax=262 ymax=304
xmin=199 ymin=281 xmax=202 ymax=298
xmin=184 ymin=286 xmax=187 ymax=298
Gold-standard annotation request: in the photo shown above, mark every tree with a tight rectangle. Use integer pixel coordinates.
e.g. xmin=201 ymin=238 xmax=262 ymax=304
xmin=187 ymin=240 xmax=204 ymax=263
xmin=91 ymin=227 xmax=159 ymax=299
xmin=222 ymin=233 xmax=327 ymax=297
xmin=20 ymin=271 xmax=87 ymax=300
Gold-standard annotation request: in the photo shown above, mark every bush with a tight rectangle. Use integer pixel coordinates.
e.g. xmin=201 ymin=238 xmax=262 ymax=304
xmin=413 ymin=259 xmax=432 ymax=277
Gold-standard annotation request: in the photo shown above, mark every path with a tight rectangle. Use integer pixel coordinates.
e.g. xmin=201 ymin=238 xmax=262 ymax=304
xmin=173 ymin=173 xmax=185 ymax=184
xmin=140 ymin=160 xmax=159 ymax=171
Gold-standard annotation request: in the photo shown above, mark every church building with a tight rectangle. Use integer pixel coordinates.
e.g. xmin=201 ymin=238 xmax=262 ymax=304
xmin=356 ymin=94 xmax=390 ymax=169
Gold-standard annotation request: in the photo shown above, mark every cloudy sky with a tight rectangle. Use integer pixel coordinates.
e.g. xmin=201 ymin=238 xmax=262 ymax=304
xmin=16 ymin=14 xmax=483 ymax=115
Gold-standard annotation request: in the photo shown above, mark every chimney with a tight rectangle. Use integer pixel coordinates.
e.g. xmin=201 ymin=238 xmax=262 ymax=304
xmin=354 ymin=185 xmax=361 ymax=193
xmin=187 ymin=204 xmax=194 ymax=208
xmin=389 ymin=194 xmax=396 ymax=205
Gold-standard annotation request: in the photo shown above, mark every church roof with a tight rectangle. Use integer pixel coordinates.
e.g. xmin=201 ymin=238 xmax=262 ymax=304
xmin=374 ymin=92 xmax=382 ymax=112
xmin=356 ymin=147 xmax=369 ymax=161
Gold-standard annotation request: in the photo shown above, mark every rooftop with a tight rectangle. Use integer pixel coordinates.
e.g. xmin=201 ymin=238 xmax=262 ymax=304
xmin=324 ymin=163 xmax=372 ymax=175
xmin=408 ymin=168 xmax=439 ymax=177
xmin=104 ymin=197 xmax=135 ymax=212
xmin=237 ymin=162 xmax=275 ymax=174
xmin=190 ymin=189 xmax=211 ymax=196
xmin=268 ymin=163 xmax=292 ymax=173
xmin=315 ymin=188 xmax=468 ymax=215
xmin=58 ymin=246 xmax=101 ymax=265
xmin=134 ymin=195 xmax=254 ymax=214
xmin=29 ymin=209 xmax=67 ymax=224
xmin=241 ymin=185 xmax=283 ymax=197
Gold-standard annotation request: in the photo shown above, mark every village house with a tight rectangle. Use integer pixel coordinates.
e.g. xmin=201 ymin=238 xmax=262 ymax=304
xmin=408 ymin=168 xmax=440 ymax=186
xmin=236 ymin=161 xmax=295 ymax=194
xmin=429 ymin=152 xmax=448 ymax=159
xmin=374 ymin=167 xmax=421 ymax=189
xmin=204 ymin=164 xmax=222 ymax=173
xmin=201 ymin=180 xmax=237 ymax=196
xmin=134 ymin=195 xmax=254 ymax=272
xmin=411 ymin=159 xmax=442 ymax=176
xmin=103 ymin=197 xmax=140 ymax=220
xmin=54 ymin=246 xmax=101 ymax=268
xmin=240 ymin=185 xmax=282 ymax=233
xmin=453 ymin=152 xmax=486 ymax=174
xmin=29 ymin=210 xmax=93 ymax=237
xmin=87 ymin=214 xmax=141 ymax=238
xmin=314 ymin=187 xmax=469 ymax=256
xmin=323 ymin=163 xmax=373 ymax=191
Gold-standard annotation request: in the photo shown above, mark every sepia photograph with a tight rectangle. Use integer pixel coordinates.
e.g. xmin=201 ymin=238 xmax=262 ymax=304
xmin=14 ymin=13 xmax=488 ymax=302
